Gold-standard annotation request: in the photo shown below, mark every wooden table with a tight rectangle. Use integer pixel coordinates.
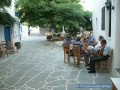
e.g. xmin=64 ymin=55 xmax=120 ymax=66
xmin=111 ymin=78 xmax=120 ymax=90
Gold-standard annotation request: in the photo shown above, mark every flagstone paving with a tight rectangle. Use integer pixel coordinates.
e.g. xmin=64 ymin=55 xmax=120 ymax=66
xmin=0 ymin=36 xmax=113 ymax=90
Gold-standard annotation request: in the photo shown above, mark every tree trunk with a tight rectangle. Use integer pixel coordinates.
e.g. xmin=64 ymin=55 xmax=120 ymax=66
xmin=28 ymin=25 xmax=30 ymax=36
xmin=50 ymin=22 xmax=56 ymax=34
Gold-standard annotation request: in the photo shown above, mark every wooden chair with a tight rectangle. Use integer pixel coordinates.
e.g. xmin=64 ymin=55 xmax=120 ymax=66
xmin=7 ymin=41 xmax=18 ymax=54
xmin=63 ymin=45 xmax=72 ymax=64
xmin=1 ymin=41 xmax=7 ymax=49
xmin=0 ymin=43 xmax=6 ymax=58
xmin=83 ymin=43 xmax=88 ymax=67
xmin=73 ymin=46 xmax=80 ymax=65
xmin=1 ymin=41 xmax=8 ymax=57
xmin=98 ymin=49 xmax=113 ymax=73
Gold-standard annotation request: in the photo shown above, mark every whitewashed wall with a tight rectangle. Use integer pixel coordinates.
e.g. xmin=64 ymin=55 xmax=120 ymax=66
xmin=3 ymin=0 xmax=21 ymax=43
xmin=92 ymin=0 xmax=120 ymax=74
xmin=92 ymin=0 xmax=106 ymax=42
xmin=0 ymin=25 xmax=5 ymax=41
xmin=12 ymin=23 xmax=20 ymax=42
xmin=5 ymin=0 xmax=15 ymax=17
xmin=113 ymin=0 xmax=120 ymax=68
xmin=21 ymin=25 xmax=29 ymax=37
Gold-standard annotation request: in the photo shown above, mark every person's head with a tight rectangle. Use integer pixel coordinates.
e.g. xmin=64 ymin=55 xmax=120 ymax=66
xmin=100 ymin=39 xmax=107 ymax=47
xmin=66 ymin=35 xmax=71 ymax=38
xmin=99 ymin=36 xmax=104 ymax=41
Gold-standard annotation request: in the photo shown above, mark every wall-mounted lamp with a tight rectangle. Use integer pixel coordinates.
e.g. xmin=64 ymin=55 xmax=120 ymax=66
xmin=105 ymin=0 xmax=114 ymax=10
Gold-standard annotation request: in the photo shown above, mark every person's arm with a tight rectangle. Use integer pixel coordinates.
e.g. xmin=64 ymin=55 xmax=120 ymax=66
xmin=103 ymin=46 xmax=110 ymax=56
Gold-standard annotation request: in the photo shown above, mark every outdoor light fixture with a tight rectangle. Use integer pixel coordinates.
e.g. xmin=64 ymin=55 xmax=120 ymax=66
xmin=105 ymin=0 xmax=114 ymax=10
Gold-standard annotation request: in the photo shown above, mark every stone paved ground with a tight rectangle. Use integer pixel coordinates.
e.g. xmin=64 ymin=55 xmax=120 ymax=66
xmin=0 ymin=36 xmax=113 ymax=90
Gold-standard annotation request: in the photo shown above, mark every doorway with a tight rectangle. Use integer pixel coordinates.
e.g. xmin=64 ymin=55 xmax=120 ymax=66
xmin=4 ymin=26 xmax=11 ymax=46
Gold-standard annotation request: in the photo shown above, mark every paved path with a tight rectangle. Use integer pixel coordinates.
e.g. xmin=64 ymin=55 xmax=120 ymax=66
xmin=0 ymin=36 xmax=113 ymax=90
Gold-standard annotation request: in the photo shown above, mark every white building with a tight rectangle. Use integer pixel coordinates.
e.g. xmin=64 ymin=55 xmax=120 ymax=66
xmin=0 ymin=0 xmax=21 ymax=44
xmin=92 ymin=0 xmax=120 ymax=77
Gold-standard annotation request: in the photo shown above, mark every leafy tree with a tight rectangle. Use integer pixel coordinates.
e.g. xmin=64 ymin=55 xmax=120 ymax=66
xmin=0 ymin=0 xmax=15 ymax=26
xmin=0 ymin=12 xmax=15 ymax=26
xmin=0 ymin=0 xmax=12 ymax=8
xmin=82 ymin=11 xmax=92 ymax=31
xmin=16 ymin=0 xmax=84 ymax=32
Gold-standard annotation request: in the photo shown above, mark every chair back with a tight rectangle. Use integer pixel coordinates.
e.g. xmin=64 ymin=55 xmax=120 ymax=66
xmin=109 ymin=49 xmax=113 ymax=61
xmin=73 ymin=46 xmax=80 ymax=57
xmin=63 ymin=45 xmax=70 ymax=53
xmin=84 ymin=43 xmax=88 ymax=50
xmin=1 ymin=41 xmax=6 ymax=48
xmin=98 ymin=49 xmax=113 ymax=73
xmin=8 ymin=41 xmax=13 ymax=48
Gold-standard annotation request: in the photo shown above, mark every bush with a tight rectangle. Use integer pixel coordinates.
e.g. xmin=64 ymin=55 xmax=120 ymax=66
xmin=46 ymin=35 xmax=52 ymax=40
xmin=15 ymin=42 xmax=21 ymax=49
xmin=56 ymin=34 xmax=61 ymax=38
xmin=52 ymin=37 xmax=60 ymax=41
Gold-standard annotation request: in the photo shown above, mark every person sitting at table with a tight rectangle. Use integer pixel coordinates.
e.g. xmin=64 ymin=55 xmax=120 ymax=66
xmin=85 ymin=35 xmax=104 ymax=65
xmin=87 ymin=39 xmax=111 ymax=73
xmin=73 ymin=37 xmax=83 ymax=47
xmin=94 ymin=35 xmax=104 ymax=51
xmin=62 ymin=35 xmax=74 ymax=56
xmin=86 ymin=34 xmax=95 ymax=46
xmin=62 ymin=35 xmax=72 ymax=46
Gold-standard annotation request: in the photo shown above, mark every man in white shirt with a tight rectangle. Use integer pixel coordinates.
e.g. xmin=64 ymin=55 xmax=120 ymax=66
xmin=86 ymin=36 xmax=104 ymax=65
xmin=94 ymin=35 xmax=104 ymax=51
xmin=87 ymin=39 xmax=111 ymax=73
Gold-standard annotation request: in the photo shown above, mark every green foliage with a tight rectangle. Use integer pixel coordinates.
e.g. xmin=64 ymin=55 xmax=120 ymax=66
xmin=83 ymin=11 xmax=92 ymax=31
xmin=16 ymin=0 xmax=92 ymax=34
xmin=0 ymin=12 xmax=16 ymax=26
xmin=0 ymin=0 xmax=15 ymax=26
xmin=0 ymin=0 xmax=12 ymax=8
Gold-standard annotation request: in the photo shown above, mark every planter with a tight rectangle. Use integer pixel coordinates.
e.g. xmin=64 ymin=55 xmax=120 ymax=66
xmin=15 ymin=42 xmax=21 ymax=49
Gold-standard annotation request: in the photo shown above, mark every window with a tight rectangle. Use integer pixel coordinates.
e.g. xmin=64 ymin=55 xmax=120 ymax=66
xmin=101 ymin=6 xmax=105 ymax=30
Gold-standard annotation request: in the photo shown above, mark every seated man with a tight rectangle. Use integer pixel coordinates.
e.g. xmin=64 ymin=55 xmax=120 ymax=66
xmin=86 ymin=35 xmax=95 ymax=46
xmin=62 ymin=35 xmax=74 ymax=56
xmin=94 ymin=35 xmax=104 ymax=51
xmin=62 ymin=35 xmax=72 ymax=46
xmin=87 ymin=39 xmax=111 ymax=73
xmin=73 ymin=37 xmax=83 ymax=47
xmin=85 ymin=35 xmax=104 ymax=65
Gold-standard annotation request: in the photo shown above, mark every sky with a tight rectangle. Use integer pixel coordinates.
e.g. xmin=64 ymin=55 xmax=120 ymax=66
xmin=80 ymin=0 xmax=94 ymax=11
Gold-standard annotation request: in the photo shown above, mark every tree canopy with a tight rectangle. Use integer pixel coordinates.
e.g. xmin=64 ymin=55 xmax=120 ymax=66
xmin=0 ymin=0 xmax=15 ymax=26
xmin=83 ymin=11 xmax=92 ymax=31
xmin=16 ymin=0 xmax=92 ymax=34
xmin=0 ymin=0 xmax=12 ymax=8
xmin=0 ymin=12 xmax=15 ymax=26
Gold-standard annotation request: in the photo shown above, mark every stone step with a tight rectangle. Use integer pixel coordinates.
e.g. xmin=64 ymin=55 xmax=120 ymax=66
xmin=113 ymin=68 xmax=120 ymax=78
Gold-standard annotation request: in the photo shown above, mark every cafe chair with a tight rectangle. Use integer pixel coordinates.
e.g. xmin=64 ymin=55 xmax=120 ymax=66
xmin=73 ymin=46 xmax=80 ymax=65
xmin=98 ymin=49 xmax=113 ymax=73
xmin=63 ymin=45 xmax=73 ymax=64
